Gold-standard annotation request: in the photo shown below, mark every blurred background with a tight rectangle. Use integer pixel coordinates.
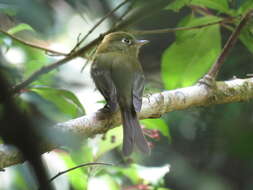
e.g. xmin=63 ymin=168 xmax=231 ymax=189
xmin=1 ymin=0 xmax=253 ymax=190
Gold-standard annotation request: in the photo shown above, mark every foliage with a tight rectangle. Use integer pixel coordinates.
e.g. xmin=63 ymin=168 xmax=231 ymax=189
xmin=162 ymin=15 xmax=221 ymax=89
xmin=1 ymin=0 xmax=253 ymax=190
xmin=7 ymin=23 xmax=35 ymax=35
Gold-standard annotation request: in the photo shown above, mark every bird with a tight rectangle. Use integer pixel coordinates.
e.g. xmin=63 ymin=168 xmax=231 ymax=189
xmin=90 ymin=31 xmax=150 ymax=156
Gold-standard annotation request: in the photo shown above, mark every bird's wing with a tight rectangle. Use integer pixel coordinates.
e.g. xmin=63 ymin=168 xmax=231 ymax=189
xmin=110 ymin=55 xmax=145 ymax=112
xmin=132 ymin=72 xmax=145 ymax=112
xmin=91 ymin=59 xmax=117 ymax=111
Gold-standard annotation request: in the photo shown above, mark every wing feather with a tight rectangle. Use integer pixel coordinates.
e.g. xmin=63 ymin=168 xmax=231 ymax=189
xmin=91 ymin=59 xmax=117 ymax=112
xmin=132 ymin=73 xmax=145 ymax=112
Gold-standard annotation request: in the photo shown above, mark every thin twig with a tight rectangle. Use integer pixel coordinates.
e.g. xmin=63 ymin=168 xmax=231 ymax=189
xmin=80 ymin=59 xmax=89 ymax=72
xmin=49 ymin=162 xmax=112 ymax=182
xmin=207 ymin=10 xmax=253 ymax=78
xmin=112 ymin=0 xmax=135 ymax=28
xmin=0 ymin=29 xmax=68 ymax=56
xmin=190 ymin=5 xmax=214 ymax=16
xmin=71 ymin=0 xmax=129 ymax=53
xmin=80 ymin=45 xmax=97 ymax=73
xmin=132 ymin=18 xmax=234 ymax=35
xmin=190 ymin=6 xmax=237 ymax=30
xmin=11 ymin=45 xmax=90 ymax=93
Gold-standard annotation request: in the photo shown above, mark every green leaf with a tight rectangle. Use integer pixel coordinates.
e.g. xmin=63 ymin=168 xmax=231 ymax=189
xmin=15 ymin=171 xmax=29 ymax=190
xmin=0 ymin=7 xmax=16 ymax=16
xmin=30 ymin=86 xmax=85 ymax=119
xmin=21 ymin=46 xmax=54 ymax=86
xmin=79 ymin=146 xmax=94 ymax=163
xmin=8 ymin=23 xmax=35 ymax=35
xmin=165 ymin=0 xmax=191 ymax=12
xmin=161 ymin=16 xmax=221 ymax=90
xmin=18 ymin=91 xmax=65 ymax=121
xmin=24 ymin=60 xmax=45 ymax=78
xmin=60 ymin=153 xmax=88 ymax=190
xmin=237 ymin=0 xmax=253 ymax=14
xmin=141 ymin=118 xmax=171 ymax=141
xmin=239 ymin=23 xmax=253 ymax=53
xmin=96 ymin=127 xmax=123 ymax=159
xmin=115 ymin=165 xmax=140 ymax=184
xmin=190 ymin=0 xmax=232 ymax=15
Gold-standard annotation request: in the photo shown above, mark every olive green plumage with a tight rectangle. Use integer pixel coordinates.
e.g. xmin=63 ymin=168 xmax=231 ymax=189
xmin=91 ymin=32 xmax=150 ymax=156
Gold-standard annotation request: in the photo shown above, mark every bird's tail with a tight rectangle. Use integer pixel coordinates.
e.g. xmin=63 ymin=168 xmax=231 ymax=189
xmin=121 ymin=107 xmax=150 ymax=156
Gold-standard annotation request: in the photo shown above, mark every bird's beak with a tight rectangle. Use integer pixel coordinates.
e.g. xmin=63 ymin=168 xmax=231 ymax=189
xmin=136 ymin=40 xmax=149 ymax=46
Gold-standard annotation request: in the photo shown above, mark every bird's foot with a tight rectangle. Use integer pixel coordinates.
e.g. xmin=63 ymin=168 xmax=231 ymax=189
xmin=99 ymin=103 xmax=118 ymax=114
xmin=96 ymin=104 xmax=118 ymax=120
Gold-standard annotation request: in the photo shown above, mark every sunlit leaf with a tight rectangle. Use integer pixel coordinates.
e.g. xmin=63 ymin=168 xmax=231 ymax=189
xmin=20 ymin=46 xmax=55 ymax=86
xmin=165 ymin=0 xmax=191 ymax=12
xmin=114 ymin=165 xmax=139 ymax=184
xmin=15 ymin=171 xmax=28 ymax=190
xmin=0 ymin=7 xmax=16 ymax=16
xmin=79 ymin=146 xmax=93 ymax=163
xmin=8 ymin=23 xmax=35 ymax=34
xmin=60 ymin=153 xmax=88 ymax=190
xmin=18 ymin=91 xmax=65 ymax=121
xmin=96 ymin=127 xmax=123 ymax=158
xmin=22 ymin=47 xmax=47 ymax=78
xmin=161 ymin=16 xmax=221 ymax=90
xmin=190 ymin=0 xmax=232 ymax=15
xmin=239 ymin=22 xmax=253 ymax=53
xmin=237 ymin=0 xmax=253 ymax=14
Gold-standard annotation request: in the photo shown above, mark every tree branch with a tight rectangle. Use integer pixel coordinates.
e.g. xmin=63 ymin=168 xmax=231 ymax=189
xmin=71 ymin=0 xmax=130 ymax=53
xmin=131 ymin=18 xmax=234 ymax=35
xmin=112 ymin=0 xmax=135 ymax=28
xmin=2 ymin=77 xmax=253 ymax=168
xmin=207 ymin=10 xmax=253 ymax=78
xmin=0 ymin=29 xmax=68 ymax=56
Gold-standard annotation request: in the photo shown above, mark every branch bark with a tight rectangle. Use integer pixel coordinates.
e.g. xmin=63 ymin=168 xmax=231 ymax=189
xmin=1 ymin=77 xmax=253 ymax=169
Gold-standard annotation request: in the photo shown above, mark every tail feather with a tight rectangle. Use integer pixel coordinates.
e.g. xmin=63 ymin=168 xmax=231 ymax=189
xmin=121 ymin=108 xmax=150 ymax=156
xmin=121 ymin=109 xmax=134 ymax=156
xmin=134 ymin=119 xmax=150 ymax=154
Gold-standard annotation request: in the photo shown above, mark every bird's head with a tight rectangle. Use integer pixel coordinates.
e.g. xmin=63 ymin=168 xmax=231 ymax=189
xmin=97 ymin=32 xmax=149 ymax=56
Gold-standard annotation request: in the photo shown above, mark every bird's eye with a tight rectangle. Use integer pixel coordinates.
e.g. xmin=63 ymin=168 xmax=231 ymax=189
xmin=121 ymin=38 xmax=132 ymax=45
